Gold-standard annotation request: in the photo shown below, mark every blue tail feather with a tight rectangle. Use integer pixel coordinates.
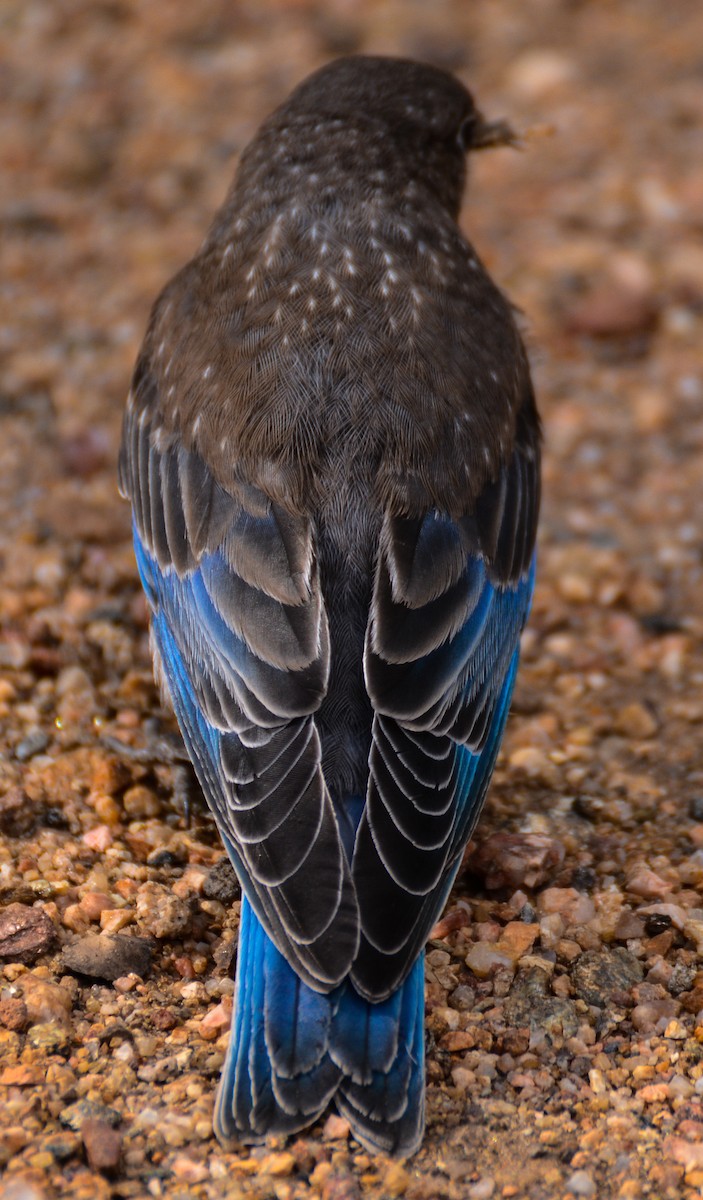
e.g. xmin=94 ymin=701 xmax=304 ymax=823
xmin=216 ymin=897 xmax=309 ymax=1141
xmin=215 ymin=896 xmax=425 ymax=1155
xmin=336 ymin=954 xmax=425 ymax=1152
xmin=329 ymin=976 xmax=403 ymax=1082
xmin=264 ymin=955 xmax=333 ymax=1077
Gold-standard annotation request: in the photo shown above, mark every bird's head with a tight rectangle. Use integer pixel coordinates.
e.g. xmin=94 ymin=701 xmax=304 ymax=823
xmin=255 ymin=55 xmax=518 ymax=215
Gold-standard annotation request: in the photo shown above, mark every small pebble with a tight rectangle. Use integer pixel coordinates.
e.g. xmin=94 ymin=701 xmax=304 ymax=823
xmin=565 ymin=1170 xmax=597 ymax=1197
xmin=626 ymin=867 xmax=672 ymax=899
xmin=538 ymin=888 xmax=595 ymax=925
xmin=20 ymin=975 xmax=72 ymax=1025
xmin=0 ymin=1178 xmax=48 ymax=1200
xmin=0 ymin=996 xmax=28 ymax=1031
xmin=498 ymin=921 xmax=540 ymax=962
xmin=614 ymin=702 xmax=658 ymax=739
xmin=639 ymin=903 xmax=686 ymax=931
xmin=508 ymin=49 xmax=575 ymax=96
xmin=322 ymin=1114 xmax=350 ymax=1140
xmin=79 ymin=892 xmax=113 ymax=921
xmin=0 ymin=1064 xmax=43 ymax=1085
xmin=468 ymin=1180 xmax=495 ymax=1200
xmin=199 ymin=997 xmax=232 ymax=1040
xmin=15 ymin=730 xmax=50 ymax=761
xmin=451 ymin=1066 xmax=476 ymax=1090
xmin=82 ymin=1119 xmax=123 ymax=1172
xmin=570 ymin=947 xmax=643 ymax=1007
xmin=171 ymin=1156 xmax=210 ymax=1183
xmin=0 ymin=788 xmax=38 ymax=836
xmin=259 ymin=1151 xmax=296 ymax=1178
xmin=0 ymin=903 xmax=57 ymax=963
xmin=135 ymin=882 xmax=192 ymax=939
xmin=382 ymin=1162 xmax=410 ymax=1196
xmin=508 ymin=745 xmax=559 ymax=786
xmin=465 ymin=943 xmax=513 ymax=978
xmin=663 ymin=1136 xmax=703 ymax=1171
xmin=202 ymin=857 xmax=240 ymax=905
xmin=468 ymin=832 xmax=564 ymax=890
xmin=669 ymin=1074 xmax=694 ymax=1098
xmin=448 ymin=984 xmax=476 ymax=1011
xmin=562 ymin=281 xmax=658 ymax=339
xmin=60 ymin=1099 xmax=121 ymax=1133
xmin=122 ymin=785 xmax=161 ymax=819
xmin=27 ymin=1021 xmax=70 ymax=1053
xmin=83 ymin=825 xmax=113 ymax=852
xmin=663 ymin=1018 xmax=688 ymax=1040
xmin=638 ymin=1083 xmax=670 ymax=1103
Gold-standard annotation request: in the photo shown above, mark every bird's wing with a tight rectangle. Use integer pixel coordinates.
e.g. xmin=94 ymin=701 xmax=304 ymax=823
xmin=119 ymin=373 xmax=359 ymax=991
xmin=353 ymin=408 xmax=540 ymax=1000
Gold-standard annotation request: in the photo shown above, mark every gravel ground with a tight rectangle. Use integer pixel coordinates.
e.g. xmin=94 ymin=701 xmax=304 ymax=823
xmin=2 ymin=2 xmax=703 ymax=1198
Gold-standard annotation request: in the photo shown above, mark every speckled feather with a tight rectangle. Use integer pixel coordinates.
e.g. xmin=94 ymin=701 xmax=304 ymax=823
xmin=125 ymin=58 xmax=536 ymax=517
xmin=119 ymin=55 xmax=540 ymax=1156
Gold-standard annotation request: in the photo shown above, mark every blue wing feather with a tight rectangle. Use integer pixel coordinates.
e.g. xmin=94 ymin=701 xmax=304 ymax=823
xmin=352 ymin=544 xmax=535 ymax=998
xmin=134 ymin=512 xmax=359 ymax=991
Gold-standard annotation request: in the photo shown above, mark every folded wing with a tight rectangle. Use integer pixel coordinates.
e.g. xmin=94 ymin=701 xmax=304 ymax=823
xmin=354 ymin=424 xmax=539 ymax=1000
xmin=119 ymin=381 xmax=359 ymax=991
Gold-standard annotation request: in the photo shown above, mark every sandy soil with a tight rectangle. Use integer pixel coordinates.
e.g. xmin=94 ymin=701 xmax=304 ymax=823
xmin=2 ymin=1 xmax=703 ymax=1197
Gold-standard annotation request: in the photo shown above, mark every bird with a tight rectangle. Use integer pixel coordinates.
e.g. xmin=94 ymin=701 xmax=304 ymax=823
xmin=118 ymin=54 xmax=540 ymax=1158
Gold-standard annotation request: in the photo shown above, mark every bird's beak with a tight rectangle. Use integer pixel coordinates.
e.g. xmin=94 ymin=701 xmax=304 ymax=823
xmin=470 ymin=115 xmax=521 ymax=151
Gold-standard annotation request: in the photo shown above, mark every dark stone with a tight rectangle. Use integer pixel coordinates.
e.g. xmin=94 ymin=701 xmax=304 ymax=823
xmin=15 ymin=730 xmax=50 ymax=761
xmin=146 ymin=847 xmax=183 ymax=868
xmin=0 ymin=902 xmax=57 ymax=963
xmin=44 ymin=1132 xmax=81 ymax=1160
xmin=152 ymin=1007 xmax=180 ymax=1032
xmin=570 ymin=947 xmax=643 ymax=1008
xmin=60 ymin=1099 xmax=121 ymax=1132
xmin=573 ymin=795 xmax=606 ymax=822
xmin=448 ymin=984 xmax=476 ymax=1012
xmin=668 ymin=962 xmax=697 ymax=996
xmin=0 ymin=788 xmax=38 ymax=836
xmin=504 ymin=967 xmax=580 ymax=1039
xmin=62 ymin=933 xmax=153 ymax=982
xmin=644 ymin=912 xmax=673 ymax=936
xmin=43 ymin=806 xmax=70 ymax=829
xmin=570 ymin=865 xmax=597 ymax=891
xmin=203 ymin=856 xmax=240 ymax=905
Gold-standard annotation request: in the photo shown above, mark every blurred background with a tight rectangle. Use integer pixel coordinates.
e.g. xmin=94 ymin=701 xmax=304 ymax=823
xmin=2 ymin=2 xmax=703 ymax=1197
xmin=2 ymin=0 xmax=702 ymax=609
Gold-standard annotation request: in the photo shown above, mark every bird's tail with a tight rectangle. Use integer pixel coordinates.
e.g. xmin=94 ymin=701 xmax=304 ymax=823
xmin=215 ymin=895 xmax=425 ymax=1157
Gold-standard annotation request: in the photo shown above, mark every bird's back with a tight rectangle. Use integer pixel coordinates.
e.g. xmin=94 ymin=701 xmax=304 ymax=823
xmin=120 ymin=55 xmax=541 ymax=1156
